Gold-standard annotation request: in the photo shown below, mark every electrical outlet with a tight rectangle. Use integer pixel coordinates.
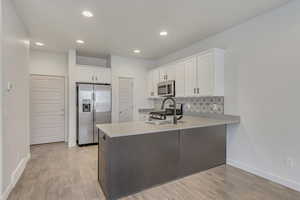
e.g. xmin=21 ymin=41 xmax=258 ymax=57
xmin=285 ymin=157 xmax=294 ymax=168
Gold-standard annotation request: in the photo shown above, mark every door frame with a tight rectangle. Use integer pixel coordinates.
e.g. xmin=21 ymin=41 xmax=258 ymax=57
xmin=30 ymin=74 xmax=68 ymax=143
xmin=117 ymin=76 xmax=134 ymax=122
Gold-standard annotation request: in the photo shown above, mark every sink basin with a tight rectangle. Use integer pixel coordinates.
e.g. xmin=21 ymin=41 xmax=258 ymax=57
xmin=145 ymin=120 xmax=186 ymax=125
xmin=145 ymin=120 xmax=171 ymax=125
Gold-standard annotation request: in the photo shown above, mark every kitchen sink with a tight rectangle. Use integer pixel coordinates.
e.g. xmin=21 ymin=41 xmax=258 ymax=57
xmin=145 ymin=120 xmax=186 ymax=125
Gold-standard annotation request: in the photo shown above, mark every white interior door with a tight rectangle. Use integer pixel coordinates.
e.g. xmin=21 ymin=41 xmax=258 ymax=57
xmin=30 ymin=75 xmax=65 ymax=145
xmin=118 ymin=77 xmax=134 ymax=122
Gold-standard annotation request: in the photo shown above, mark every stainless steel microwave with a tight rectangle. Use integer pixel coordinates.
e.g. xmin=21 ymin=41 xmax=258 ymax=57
xmin=157 ymin=80 xmax=175 ymax=97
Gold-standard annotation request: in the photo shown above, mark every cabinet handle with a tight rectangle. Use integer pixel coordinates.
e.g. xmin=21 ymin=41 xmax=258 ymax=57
xmin=92 ymin=76 xmax=94 ymax=81
xmin=95 ymin=76 xmax=98 ymax=81
xmin=194 ymin=88 xmax=196 ymax=94
xmin=166 ymin=75 xmax=168 ymax=80
xmin=197 ymin=88 xmax=199 ymax=94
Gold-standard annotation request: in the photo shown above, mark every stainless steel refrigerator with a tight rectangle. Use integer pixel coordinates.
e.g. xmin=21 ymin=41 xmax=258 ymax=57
xmin=77 ymin=83 xmax=111 ymax=146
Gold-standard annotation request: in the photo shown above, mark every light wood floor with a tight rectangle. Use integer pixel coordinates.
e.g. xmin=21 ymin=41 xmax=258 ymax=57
xmin=8 ymin=142 xmax=300 ymax=200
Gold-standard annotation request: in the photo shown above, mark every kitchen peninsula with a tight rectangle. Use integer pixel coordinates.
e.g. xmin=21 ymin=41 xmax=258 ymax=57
xmin=97 ymin=115 xmax=240 ymax=200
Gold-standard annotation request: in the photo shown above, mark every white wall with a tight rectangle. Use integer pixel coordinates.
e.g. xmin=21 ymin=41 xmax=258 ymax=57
xmin=111 ymin=55 xmax=154 ymax=122
xmin=157 ymin=0 xmax=300 ymax=191
xmin=0 ymin=0 xmax=3 ymax=196
xmin=30 ymin=50 xmax=67 ymax=76
xmin=67 ymin=49 xmax=77 ymax=147
xmin=1 ymin=0 xmax=30 ymax=199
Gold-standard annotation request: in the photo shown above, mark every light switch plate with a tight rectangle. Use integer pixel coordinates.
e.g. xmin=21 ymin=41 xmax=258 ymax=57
xmin=7 ymin=82 xmax=13 ymax=92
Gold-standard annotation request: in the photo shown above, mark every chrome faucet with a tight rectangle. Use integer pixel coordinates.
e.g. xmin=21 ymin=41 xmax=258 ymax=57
xmin=161 ymin=97 xmax=177 ymax=124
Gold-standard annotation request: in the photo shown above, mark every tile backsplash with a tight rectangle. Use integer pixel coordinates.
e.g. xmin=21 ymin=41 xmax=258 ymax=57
xmin=152 ymin=97 xmax=224 ymax=114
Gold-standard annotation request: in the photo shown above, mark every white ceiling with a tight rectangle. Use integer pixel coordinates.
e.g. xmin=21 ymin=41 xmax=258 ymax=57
xmin=14 ymin=0 xmax=291 ymax=59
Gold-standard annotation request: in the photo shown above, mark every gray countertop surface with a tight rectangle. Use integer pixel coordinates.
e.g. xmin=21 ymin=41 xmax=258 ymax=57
xmin=96 ymin=115 xmax=240 ymax=138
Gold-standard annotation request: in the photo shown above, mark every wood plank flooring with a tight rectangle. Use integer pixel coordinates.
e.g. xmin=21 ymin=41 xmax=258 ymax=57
xmin=8 ymin=142 xmax=300 ymax=200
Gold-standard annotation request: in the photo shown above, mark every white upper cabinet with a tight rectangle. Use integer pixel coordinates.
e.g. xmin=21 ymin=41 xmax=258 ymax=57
xmin=94 ymin=67 xmax=111 ymax=84
xmin=77 ymin=65 xmax=111 ymax=84
xmin=196 ymin=53 xmax=214 ymax=96
xmin=175 ymin=62 xmax=185 ymax=97
xmin=153 ymin=69 xmax=160 ymax=96
xmin=146 ymin=48 xmax=224 ymax=98
xmin=184 ymin=57 xmax=198 ymax=97
xmin=196 ymin=49 xmax=224 ymax=96
xmin=159 ymin=67 xmax=167 ymax=82
xmin=159 ymin=65 xmax=175 ymax=82
xmin=147 ymin=68 xmax=160 ymax=97
xmin=77 ymin=65 xmax=95 ymax=83
xmin=147 ymin=70 xmax=154 ymax=97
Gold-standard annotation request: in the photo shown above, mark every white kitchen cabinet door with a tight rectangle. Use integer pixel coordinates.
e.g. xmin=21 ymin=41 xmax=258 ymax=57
xmin=159 ymin=66 xmax=168 ymax=82
xmin=159 ymin=65 xmax=175 ymax=81
xmin=94 ymin=67 xmax=111 ymax=84
xmin=93 ymin=67 xmax=105 ymax=83
xmin=197 ymin=53 xmax=214 ymax=96
xmin=152 ymin=68 xmax=160 ymax=97
xmin=184 ymin=57 xmax=197 ymax=97
xmin=166 ymin=65 xmax=176 ymax=81
xmin=147 ymin=70 xmax=154 ymax=97
xmin=175 ymin=62 xmax=185 ymax=97
xmin=77 ymin=65 xmax=95 ymax=83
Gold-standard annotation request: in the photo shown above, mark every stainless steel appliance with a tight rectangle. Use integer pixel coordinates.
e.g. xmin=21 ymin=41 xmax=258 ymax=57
xmin=157 ymin=80 xmax=175 ymax=97
xmin=77 ymin=83 xmax=111 ymax=146
xmin=149 ymin=97 xmax=183 ymax=124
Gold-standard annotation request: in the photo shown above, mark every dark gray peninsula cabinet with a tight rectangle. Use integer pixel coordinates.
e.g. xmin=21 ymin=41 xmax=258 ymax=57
xmin=96 ymin=114 xmax=241 ymax=200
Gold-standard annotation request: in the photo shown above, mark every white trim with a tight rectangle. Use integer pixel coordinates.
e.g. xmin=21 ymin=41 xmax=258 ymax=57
xmin=0 ymin=153 xmax=30 ymax=200
xmin=30 ymin=136 xmax=65 ymax=145
xmin=68 ymin=140 xmax=76 ymax=148
xmin=227 ymin=159 xmax=300 ymax=192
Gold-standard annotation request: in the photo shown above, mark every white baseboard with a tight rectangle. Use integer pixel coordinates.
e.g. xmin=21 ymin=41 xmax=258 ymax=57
xmin=68 ymin=140 xmax=76 ymax=148
xmin=0 ymin=153 xmax=31 ymax=200
xmin=227 ymin=159 xmax=300 ymax=192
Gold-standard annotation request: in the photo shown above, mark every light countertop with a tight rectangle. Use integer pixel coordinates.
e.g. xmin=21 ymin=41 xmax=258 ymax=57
xmin=96 ymin=115 xmax=240 ymax=138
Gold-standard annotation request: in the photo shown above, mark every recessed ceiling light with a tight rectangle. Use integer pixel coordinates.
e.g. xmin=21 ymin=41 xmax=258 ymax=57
xmin=160 ymin=31 xmax=168 ymax=36
xmin=133 ymin=49 xmax=141 ymax=54
xmin=76 ymin=40 xmax=85 ymax=44
xmin=35 ymin=42 xmax=44 ymax=46
xmin=82 ymin=10 xmax=93 ymax=18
